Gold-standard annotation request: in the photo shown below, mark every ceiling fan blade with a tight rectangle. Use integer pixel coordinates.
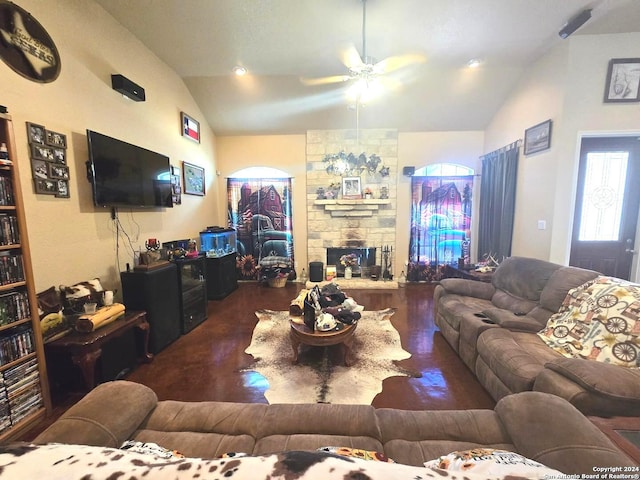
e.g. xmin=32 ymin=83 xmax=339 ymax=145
xmin=373 ymin=53 xmax=426 ymax=74
xmin=300 ymin=74 xmax=351 ymax=86
xmin=341 ymin=44 xmax=365 ymax=70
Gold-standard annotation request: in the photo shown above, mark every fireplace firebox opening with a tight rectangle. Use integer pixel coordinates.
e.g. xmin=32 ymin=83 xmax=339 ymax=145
xmin=326 ymin=247 xmax=376 ymax=277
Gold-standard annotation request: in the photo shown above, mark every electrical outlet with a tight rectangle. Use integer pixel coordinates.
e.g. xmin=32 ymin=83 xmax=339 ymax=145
xmin=537 ymin=220 xmax=546 ymax=230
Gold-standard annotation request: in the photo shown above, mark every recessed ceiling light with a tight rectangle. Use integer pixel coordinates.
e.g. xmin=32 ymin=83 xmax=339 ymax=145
xmin=467 ymin=58 xmax=482 ymax=68
xmin=233 ymin=66 xmax=247 ymax=76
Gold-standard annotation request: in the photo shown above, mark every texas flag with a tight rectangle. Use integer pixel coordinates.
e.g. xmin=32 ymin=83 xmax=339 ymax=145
xmin=183 ymin=114 xmax=199 ymax=142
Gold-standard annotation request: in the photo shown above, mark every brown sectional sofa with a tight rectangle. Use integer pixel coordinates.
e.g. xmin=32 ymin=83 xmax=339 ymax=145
xmin=434 ymin=256 xmax=640 ymax=417
xmin=32 ymin=380 xmax=635 ymax=473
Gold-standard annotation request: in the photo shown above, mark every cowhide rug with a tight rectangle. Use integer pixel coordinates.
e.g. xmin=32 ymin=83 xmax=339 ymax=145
xmin=244 ymin=308 xmax=415 ymax=404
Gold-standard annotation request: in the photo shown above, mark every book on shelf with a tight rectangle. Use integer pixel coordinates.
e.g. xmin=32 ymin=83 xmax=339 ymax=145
xmin=0 ymin=325 xmax=34 ymax=366
xmin=0 ymin=213 xmax=19 ymax=245
xmin=0 ymin=252 xmax=24 ymax=285
xmin=0 ymin=175 xmax=14 ymax=206
xmin=0 ymin=290 xmax=30 ymax=327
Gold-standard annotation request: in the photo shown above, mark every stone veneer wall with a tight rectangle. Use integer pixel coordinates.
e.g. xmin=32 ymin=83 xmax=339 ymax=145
xmin=306 ymin=129 xmax=398 ymax=271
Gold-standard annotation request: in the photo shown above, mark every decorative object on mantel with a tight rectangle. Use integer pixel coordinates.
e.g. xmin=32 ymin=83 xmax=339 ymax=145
xmin=27 ymin=121 xmax=69 ymax=198
xmin=322 ymin=151 xmax=388 ymax=177
xmin=342 ymin=176 xmax=362 ymax=199
xmin=316 ymin=182 xmax=341 ymax=199
xmin=363 ymin=187 xmax=372 ymax=199
xmin=379 ymin=186 xmax=389 ymax=199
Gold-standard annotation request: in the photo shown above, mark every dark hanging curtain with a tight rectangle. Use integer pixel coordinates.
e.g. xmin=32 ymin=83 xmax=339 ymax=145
xmin=227 ymin=178 xmax=294 ymax=281
xmin=477 ymin=141 xmax=519 ymax=262
xmin=407 ymin=176 xmax=473 ymax=282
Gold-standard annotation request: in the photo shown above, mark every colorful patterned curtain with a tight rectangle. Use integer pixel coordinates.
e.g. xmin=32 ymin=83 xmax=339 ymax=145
xmin=227 ymin=178 xmax=294 ymax=281
xmin=407 ymin=176 xmax=473 ymax=281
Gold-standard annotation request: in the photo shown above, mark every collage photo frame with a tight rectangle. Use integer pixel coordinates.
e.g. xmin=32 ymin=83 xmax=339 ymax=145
xmin=26 ymin=122 xmax=69 ymax=198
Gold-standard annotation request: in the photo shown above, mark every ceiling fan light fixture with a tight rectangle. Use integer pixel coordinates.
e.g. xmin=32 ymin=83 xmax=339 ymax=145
xmin=467 ymin=58 xmax=482 ymax=68
xmin=233 ymin=66 xmax=247 ymax=76
xmin=346 ymin=77 xmax=382 ymax=104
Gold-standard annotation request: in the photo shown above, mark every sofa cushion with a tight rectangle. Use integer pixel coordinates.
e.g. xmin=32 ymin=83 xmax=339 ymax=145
xmin=476 ymin=329 xmax=560 ymax=393
xmin=376 ymin=408 xmax=513 ymax=467
xmin=437 ymin=294 xmax=493 ymax=329
xmin=491 ymin=257 xmax=562 ymax=303
xmin=544 ymin=357 xmax=640 ymax=400
xmin=538 ymin=266 xmax=599 ymax=314
xmin=538 ymin=276 xmax=640 ymax=368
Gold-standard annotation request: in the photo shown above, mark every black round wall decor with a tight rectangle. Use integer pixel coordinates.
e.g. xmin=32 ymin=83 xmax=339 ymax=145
xmin=0 ymin=1 xmax=61 ymax=83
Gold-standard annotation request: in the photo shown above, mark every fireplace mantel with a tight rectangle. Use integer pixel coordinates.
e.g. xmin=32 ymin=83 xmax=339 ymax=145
xmin=313 ymin=198 xmax=391 ymax=217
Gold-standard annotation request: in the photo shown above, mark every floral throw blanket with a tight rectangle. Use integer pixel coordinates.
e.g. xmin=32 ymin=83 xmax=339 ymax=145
xmin=0 ymin=443 xmax=563 ymax=480
xmin=538 ymin=276 xmax=640 ymax=368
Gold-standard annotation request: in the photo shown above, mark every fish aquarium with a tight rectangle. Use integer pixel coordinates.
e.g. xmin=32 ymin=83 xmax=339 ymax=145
xmin=200 ymin=227 xmax=236 ymax=258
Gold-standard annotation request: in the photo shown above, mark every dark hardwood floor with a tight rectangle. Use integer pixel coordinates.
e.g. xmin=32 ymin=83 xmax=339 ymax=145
xmin=22 ymin=282 xmax=495 ymax=440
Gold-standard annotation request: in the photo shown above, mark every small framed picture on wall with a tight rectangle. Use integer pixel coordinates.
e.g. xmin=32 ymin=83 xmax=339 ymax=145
xmin=524 ymin=119 xmax=552 ymax=155
xmin=604 ymin=58 xmax=640 ymax=103
xmin=182 ymin=161 xmax=205 ymax=196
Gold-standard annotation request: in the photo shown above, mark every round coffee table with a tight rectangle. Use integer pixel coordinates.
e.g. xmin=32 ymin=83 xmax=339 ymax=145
xmin=289 ymin=319 xmax=357 ymax=366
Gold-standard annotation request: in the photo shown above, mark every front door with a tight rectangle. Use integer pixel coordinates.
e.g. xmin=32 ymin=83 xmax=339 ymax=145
xmin=569 ymin=136 xmax=640 ymax=280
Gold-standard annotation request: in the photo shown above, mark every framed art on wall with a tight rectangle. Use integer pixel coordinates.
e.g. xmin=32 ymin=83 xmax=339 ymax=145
xmin=26 ymin=122 xmax=45 ymax=144
xmin=604 ymin=58 xmax=640 ymax=103
xmin=183 ymin=161 xmax=205 ymax=196
xmin=181 ymin=112 xmax=200 ymax=143
xmin=524 ymin=119 xmax=552 ymax=155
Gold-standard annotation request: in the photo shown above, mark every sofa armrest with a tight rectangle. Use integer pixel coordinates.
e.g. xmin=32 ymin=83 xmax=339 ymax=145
xmin=544 ymin=358 xmax=640 ymax=401
xmin=481 ymin=308 xmax=543 ymax=332
xmin=34 ymin=381 xmax=158 ymax=447
xmin=438 ymin=278 xmax=495 ymax=300
xmin=496 ymin=391 xmax=636 ymax=472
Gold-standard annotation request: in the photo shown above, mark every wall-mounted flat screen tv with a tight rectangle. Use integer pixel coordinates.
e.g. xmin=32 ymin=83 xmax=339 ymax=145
xmin=86 ymin=130 xmax=173 ymax=208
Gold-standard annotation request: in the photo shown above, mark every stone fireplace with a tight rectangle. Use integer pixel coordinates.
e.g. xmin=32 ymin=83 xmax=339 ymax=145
xmin=306 ymin=129 xmax=398 ymax=276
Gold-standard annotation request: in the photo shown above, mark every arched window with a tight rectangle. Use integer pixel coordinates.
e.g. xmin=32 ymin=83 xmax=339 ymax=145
xmin=227 ymin=167 xmax=295 ymax=282
xmin=408 ymin=163 xmax=474 ymax=282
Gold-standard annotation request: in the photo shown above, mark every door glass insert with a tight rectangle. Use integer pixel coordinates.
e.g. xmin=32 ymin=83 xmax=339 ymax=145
xmin=578 ymin=151 xmax=628 ymax=241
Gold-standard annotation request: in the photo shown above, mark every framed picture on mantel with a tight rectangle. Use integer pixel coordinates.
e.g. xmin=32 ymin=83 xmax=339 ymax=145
xmin=342 ymin=176 xmax=362 ymax=199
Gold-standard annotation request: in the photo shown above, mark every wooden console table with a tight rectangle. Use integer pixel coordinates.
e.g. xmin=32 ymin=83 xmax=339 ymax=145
xmin=589 ymin=416 xmax=640 ymax=465
xmin=45 ymin=311 xmax=153 ymax=391
xmin=444 ymin=265 xmax=494 ymax=283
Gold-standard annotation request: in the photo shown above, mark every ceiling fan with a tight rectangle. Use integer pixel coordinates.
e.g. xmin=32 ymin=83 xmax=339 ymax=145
xmin=301 ymin=0 xmax=425 ymax=102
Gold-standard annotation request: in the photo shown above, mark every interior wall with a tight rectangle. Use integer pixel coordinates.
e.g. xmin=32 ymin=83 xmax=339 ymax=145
xmin=484 ymin=32 xmax=640 ymax=282
xmin=0 ymin=0 xmax=218 ymax=294
xmin=214 ymin=135 xmax=307 ymax=272
xmin=216 ymin=130 xmax=484 ymax=276
xmin=552 ymin=33 xmax=640 ymax=282
xmin=483 ymin=42 xmax=570 ymax=261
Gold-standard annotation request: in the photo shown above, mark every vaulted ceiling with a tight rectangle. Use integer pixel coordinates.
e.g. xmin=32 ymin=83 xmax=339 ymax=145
xmin=95 ymin=0 xmax=640 ymax=136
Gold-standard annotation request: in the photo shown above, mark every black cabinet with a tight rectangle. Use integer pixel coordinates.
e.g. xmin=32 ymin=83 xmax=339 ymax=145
xmin=205 ymin=253 xmax=238 ymax=300
xmin=173 ymin=256 xmax=207 ymax=333
xmin=121 ymin=264 xmax=181 ymax=354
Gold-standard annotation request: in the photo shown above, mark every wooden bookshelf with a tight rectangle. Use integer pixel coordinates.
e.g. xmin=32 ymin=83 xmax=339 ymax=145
xmin=0 ymin=112 xmax=51 ymax=441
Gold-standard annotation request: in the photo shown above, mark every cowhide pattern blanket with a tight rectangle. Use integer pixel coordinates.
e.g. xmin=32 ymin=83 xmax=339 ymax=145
xmin=0 ymin=443 xmax=527 ymax=480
